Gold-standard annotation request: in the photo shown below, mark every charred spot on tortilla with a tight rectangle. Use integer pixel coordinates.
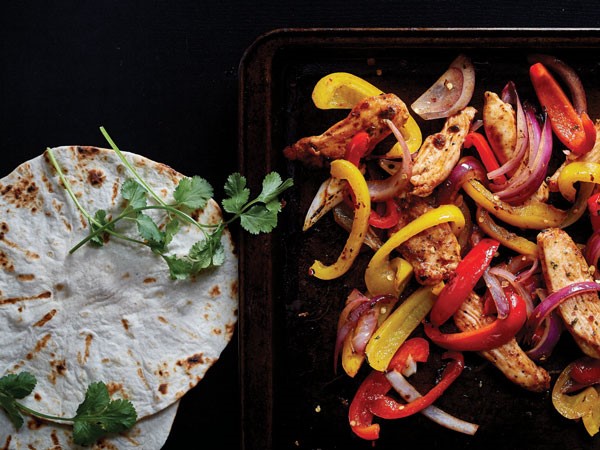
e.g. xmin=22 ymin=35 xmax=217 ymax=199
xmin=87 ymin=168 xmax=106 ymax=187
xmin=158 ymin=383 xmax=168 ymax=395
xmin=27 ymin=418 xmax=44 ymax=430
xmin=209 ymin=285 xmax=221 ymax=297
xmin=0 ymin=250 xmax=14 ymax=272
xmin=33 ymin=309 xmax=57 ymax=327
xmin=143 ymin=277 xmax=156 ymax=284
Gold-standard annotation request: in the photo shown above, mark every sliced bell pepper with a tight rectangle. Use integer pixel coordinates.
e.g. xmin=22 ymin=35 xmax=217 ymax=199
xmin=368 ymin=351 xmax=464 ymax=420
xmin=310 ymin=159 xmax=371 ymax=280
xmin=345 ymin=131 xmax=370 ymax=167
xmin=475 ymin=207 xmax=539 ymax=258
xmin=530 ymin=62 xmax=596 ymax=155
xmin=587 ymin=192 xmax=600 ymax=232
xmin=424 ymin=287 xmax=527 ymax=352
xmin=571 ymin=357 xmax=600 ymax=387
xmin=364 ymin=205 xmax=465 ymax=296
xmin=429 ymin=238 xmax=500 ymax=327
xmin=557 ymin=161 xmax=600 ymax=203
xmin=364 ymin=256 xmax=414 ymax=298
xmin=462 ymin=178 xmax=593 ymax=229
xmin=348 ymin=338 xmax=429 ymax=440
xmin=463 ymin=132 xmax=507 ymax=184
xmin=369 ymin=198 xmax=400 ymax=229
xmin=364 ymin=285 xmax=438 ymax=372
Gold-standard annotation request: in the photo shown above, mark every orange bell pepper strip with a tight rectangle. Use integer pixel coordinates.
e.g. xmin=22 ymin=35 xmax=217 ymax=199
xmin=530 ymin=62 xmax=596 ymax=155
xmin=424 ymin=287 xmax=527 ymax=352
xmin=309 ymin=159 xmax=371 ymax=280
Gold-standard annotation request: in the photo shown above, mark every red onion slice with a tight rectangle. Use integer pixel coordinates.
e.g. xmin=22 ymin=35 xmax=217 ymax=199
xmin=411 ymin=54 xmax=476 ymax=120
xmin=525 ymin=311 xmax=563 ymax=361
xmin=366 ymin=119 xmax=413 ymax=201
xmin=483 ymin=270 xmax=510 ymax=319
xmin=526 ymin=281 xmax=600 ymax=335
xmin=385 ymin=370 xmax=479 ymax=435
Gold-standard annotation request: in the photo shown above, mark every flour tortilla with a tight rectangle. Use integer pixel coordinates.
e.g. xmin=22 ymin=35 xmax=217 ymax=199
xmin=0 ymin=146 xmax=238 ymax=447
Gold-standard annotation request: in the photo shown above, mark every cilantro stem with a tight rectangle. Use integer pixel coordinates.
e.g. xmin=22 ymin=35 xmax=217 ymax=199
xmin=14 ymin=400 xmax=75 ymax=423
xmin=46 ymin=148 xmax=97 ymax=225
xmin=99 ymin=126 xmax=167 ymax=207
xmin=69 ymin=204 xmax=216 ymax=254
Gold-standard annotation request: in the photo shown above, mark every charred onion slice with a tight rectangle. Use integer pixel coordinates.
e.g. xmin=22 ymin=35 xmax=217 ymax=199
xmin=411 ymin=54 xmax=475 ymax=120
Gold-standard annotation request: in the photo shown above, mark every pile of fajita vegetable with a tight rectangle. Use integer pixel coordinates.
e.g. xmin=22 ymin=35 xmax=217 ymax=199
xmin=283 ymin=54 xmax=600 ymax=440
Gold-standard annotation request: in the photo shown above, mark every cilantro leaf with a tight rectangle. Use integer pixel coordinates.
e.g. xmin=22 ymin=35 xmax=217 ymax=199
xmin=0 ymin=393 xmax=24 ymax=429
xmin=73 ymin=382 xmax=137 ymax=446
xmin=258 ymin=172 xmax=294 ymax=203
xmin=136 ymin=213 xmax=166 ymax=252
xmin=89 ymin=210 xmax=114 ymax=246
xmin=173 ymin=176 xmax=213 ymax=210
xmin=239 ymin=204 xmax=279 ymax=234
xmin=162 ymin=254 xmax=195 ymax=280
xmin=189 ymin=229 xmax=225 ymax=270
xmin=121 ymin=179 xmax=148 ymax=211
xmin=222 ymin=173 xmax=249 ymax=214
xmin=0 ymin=372 xmax=36 ymax=399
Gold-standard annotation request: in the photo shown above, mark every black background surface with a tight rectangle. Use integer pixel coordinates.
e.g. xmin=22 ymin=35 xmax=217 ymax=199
xmin=1 ymin=2 xmax=599 ymax=449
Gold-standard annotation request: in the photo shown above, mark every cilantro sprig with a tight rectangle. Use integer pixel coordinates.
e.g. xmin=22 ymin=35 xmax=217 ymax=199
xmin=0 ymin=372 xmax=137 ymax=446
xmin=46 ymin=127 xmax=293 ymax=280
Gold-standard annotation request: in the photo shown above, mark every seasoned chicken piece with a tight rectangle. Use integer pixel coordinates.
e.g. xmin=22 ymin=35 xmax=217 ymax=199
xmin=391 ymin=196 xmax=461 ymax=285
xmin=410 ymin=106 xmax=477 ymax=197
xmin=283 ymin=93 xmax=409 ymax=167
xmin=547 ymin=120 xmax=600 ymax=191
xmin=454 ymin=292 xmax=551 ymax=392
xmin=483 ymin=91 xmax=517 ymax=164
xmin=538 ymin=228 xmax=600 ymax=358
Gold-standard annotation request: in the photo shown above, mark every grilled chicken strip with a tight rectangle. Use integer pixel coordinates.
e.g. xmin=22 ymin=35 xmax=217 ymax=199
xmin=283 ymin=93 xmax=409 ymax=167
xmin=391 ymin=196 xmax=461 ymax=285
xmin=410 ymin=106 xmax=477 ymax=197
xmin=483 ymin=91 xmax=517 ymax=165
xmin=538 ymin=228 xmax=600 ymax=358
xmin=454 ymin=292 xmax=551 ymax=392
xmin=547 ymin=120 xmax=600 ymax=191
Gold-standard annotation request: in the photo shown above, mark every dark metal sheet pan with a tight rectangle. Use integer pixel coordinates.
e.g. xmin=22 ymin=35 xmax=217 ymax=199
xmin=238 ymin=28 xmax=600 ymax=450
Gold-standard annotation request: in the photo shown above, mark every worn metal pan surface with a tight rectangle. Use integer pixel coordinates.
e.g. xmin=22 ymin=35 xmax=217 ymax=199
xmin=238 ymin=28 xmax=600 ymax=450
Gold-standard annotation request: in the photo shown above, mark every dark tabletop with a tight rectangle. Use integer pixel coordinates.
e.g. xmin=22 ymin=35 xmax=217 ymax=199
xmin=1 ymin=2 xmax=599 ymax=449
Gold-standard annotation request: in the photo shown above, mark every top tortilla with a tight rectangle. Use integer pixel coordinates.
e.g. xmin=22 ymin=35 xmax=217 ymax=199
xmin=0 ymin=146 xmax=238 ymax=439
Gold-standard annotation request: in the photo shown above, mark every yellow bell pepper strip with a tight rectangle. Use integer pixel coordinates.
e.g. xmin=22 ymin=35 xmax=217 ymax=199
xmin=364 ymin=205 xmax=465 ymax=296
xmin=364 ymin=256 xmax=414 ymax=298
xmin=530 ymin=63 xmax=596 ymax=156
xmin=364 ymin=285 xmax=439 ymax=372
xmin=552 ymin=362 xmax=600 ymax=436
xmin=309 ymin=159 xmax=371 ymax=280
xmin=475 ymin=207 xmax=539 ymax=258
xmin=310 ymin=72 xmax=422 ymax=154
xmin=462 ymin=178 xmax=593 ymax=230
xmin=342 ymin=332 xmax=365 ymax=378
xmin=557 ymin=161 xmax=600 ymax=203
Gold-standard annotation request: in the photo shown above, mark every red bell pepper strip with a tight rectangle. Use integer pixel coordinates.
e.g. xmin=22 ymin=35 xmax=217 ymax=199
xmin=429 ymin=238 xmax=500 ymax=327
xmin=530 ymin=63 xmax=596 ymax=155
xmin=348 ymin=338 xmax=429 ymax=440
xmin=345 ymin=131 xmax=370 ymax=166
xmin=367 ymin=351 xmax=464 ymax=420
xmin=463 ymin=132 xmax=507 ymax=184
xmin=571 ymin=357 xmax=600 ymax=386
xmin=424 ymin=288 xmax=527 ymax=352
xmin=369 ymin=198 xmax=400 ymax=229
xmin=587 ymin=192 xmax=600 ymax=232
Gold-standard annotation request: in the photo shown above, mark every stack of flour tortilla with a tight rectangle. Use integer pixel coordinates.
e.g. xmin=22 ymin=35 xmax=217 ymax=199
xmin=0 ymin=146 xmax=238 ymax=449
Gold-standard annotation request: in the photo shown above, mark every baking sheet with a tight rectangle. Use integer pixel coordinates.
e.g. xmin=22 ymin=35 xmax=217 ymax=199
xmin=238 ymin=28 xmax=600 ymax=450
